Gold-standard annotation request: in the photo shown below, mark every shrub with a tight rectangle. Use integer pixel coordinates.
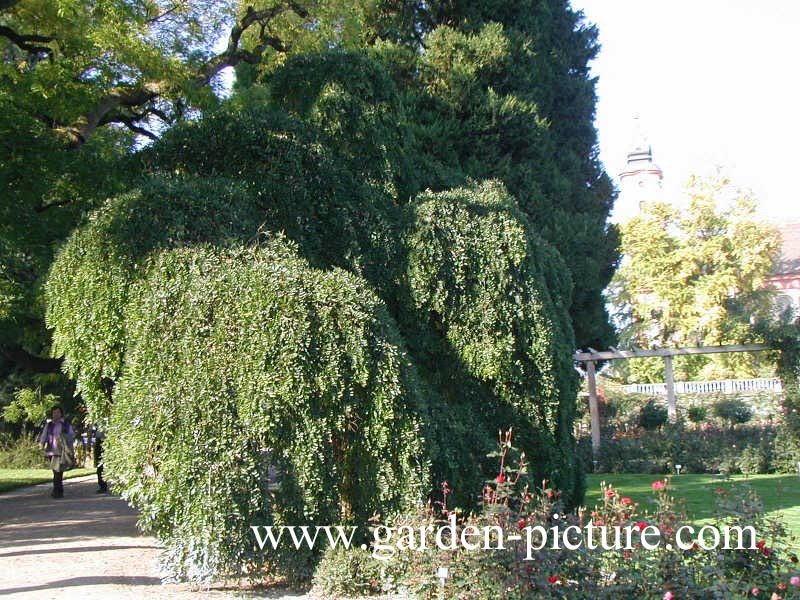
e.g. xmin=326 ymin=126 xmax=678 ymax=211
xmin=687 ymin=405 xmax=708 ymax=424
xmin=599 ymin=390 xmax=651 ymax=426
xmin=772 ymin=427 xmax=800 ymax=473
xmin=586 ymin=421 xmax=782 ymax=475
xmin=0 ymin=433 xmax=47 ymax=469
xmin=405 ymin=182 xmax=581 ymax=506
xmin=638 ymin=400 xmax=668 ymax=430
xmin=103 ymin=244 xmax=430 ymax=583
xmin=739 ymin=442 xmax=772 ymax=475
xmin=45 ymin=93 xmax=584 ymax=582
xmin=312 ymin=546 xmax=385 ymax=597
xmin=713 ymin=398 xmax=754 ymax=428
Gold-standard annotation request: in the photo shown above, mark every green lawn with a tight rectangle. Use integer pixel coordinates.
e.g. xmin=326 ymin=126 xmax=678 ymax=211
xmin=585 ymin=473 xmax=800 ymax=543
xmin=0 ymin=468 xmax=95 ymax=493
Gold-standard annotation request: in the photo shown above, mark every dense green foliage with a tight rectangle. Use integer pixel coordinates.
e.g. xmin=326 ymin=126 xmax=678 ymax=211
xmin=405 ymin=182 xmax=580 ymax=497
xmin=247 ymin=0 xmax=619 ymax=349
xmin=107 ymin=244 xmax=430 ymax=581
xmin=399 ymin=8 xmax=619 ymax=350
xmin=38 ymin=0 xmax=613 ymax=585
xmin=0 ymin=0 xmax=243 ymax=415
xmin=46 ymin=86 xmax=584 ymax=581
xmin=758 ymin=307 xmax=800 ymax=458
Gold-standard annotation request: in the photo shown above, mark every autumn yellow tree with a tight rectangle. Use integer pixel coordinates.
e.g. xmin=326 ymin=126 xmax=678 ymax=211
xmin=607 ymin=174 xmax=781 ymax=382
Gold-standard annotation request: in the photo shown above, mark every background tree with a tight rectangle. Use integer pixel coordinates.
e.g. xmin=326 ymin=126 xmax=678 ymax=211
xmin=607 ymin=174 xmax=781 ymax=382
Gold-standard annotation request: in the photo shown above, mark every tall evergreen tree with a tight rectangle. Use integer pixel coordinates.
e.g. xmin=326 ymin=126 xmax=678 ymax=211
xmin=408 ymin=0 xmax=619 ymax=350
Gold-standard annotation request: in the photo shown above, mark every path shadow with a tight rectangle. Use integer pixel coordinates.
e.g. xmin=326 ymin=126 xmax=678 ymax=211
xmin=0 ymin=544 xmax=154 ymax=558
xmin=0 ymin=575 xmax=163 ymax=595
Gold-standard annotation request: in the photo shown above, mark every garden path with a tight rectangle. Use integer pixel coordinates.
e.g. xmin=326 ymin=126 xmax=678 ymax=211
xmin=0 ymin=475 xmax=310 ymax=600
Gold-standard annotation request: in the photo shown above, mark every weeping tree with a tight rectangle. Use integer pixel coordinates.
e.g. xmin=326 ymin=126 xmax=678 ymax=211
xmin=43 ymin=0 xmax=611 ymax=586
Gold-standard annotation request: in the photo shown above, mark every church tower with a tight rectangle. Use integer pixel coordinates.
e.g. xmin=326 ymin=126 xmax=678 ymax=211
xmin=612 ymin=117 xmax=663 ymax=223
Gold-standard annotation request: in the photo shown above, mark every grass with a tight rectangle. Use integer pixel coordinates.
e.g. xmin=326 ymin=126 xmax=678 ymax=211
xmin=585 ymin=473 xmax=800 ymax=543
xmin=0 ymin=467 xmax=95 ymax=493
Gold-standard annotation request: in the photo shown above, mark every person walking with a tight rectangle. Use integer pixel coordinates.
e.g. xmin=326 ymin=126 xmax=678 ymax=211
xmin=93 ymin=427 xmax=108 ymax=493
xmin=38 ymin=406 xmax=75 ymax=498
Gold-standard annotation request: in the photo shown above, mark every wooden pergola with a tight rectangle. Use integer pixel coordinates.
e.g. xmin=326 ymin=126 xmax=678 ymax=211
xmin=573 ymin=344 xmax=771 ymax=458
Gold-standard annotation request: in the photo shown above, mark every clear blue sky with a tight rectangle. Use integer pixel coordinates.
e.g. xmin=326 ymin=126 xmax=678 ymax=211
xmin=571 ymin=0 xmax=800 ymax=222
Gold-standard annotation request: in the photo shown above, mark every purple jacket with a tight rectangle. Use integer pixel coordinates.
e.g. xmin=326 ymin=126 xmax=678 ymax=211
xmin=38 ymin=419 xmax=74 ymax=457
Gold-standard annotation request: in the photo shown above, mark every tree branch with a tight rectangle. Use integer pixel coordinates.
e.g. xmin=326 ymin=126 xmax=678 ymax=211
xmin=56 ymin=81 xmax=167 ymax=148
xmin=1 ymin=345 xmax=63 ymax=374
xmin=0 ymin=25 xmax=53 ymax=55
xmin=55 ymin=2 xmax=308 ymax=148
xmin=145 ymin=2 xmax=185 ymax=25
xmin=35 ymin=198 xmax=75 ymax=213
xmin=114 ymin=116 xmax=160 ymax=140
xmin=195 ymin=2 xmax=309 ymax=86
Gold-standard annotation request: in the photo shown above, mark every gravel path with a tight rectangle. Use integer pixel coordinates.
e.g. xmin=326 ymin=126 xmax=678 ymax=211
xmin=0 ymin=475 xmax=309 ymax=600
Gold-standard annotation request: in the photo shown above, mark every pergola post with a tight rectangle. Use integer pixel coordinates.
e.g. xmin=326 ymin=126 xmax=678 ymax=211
xmin=664 ymin=354 xmax=677 ymax=421
xmin=586 ymin=360 xmax=601 ymax=459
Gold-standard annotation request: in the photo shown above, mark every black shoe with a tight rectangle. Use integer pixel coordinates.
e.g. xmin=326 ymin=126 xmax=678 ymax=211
xmin=95 ymin=488 xmax=108 ymax=494
xmin=51 ymin=491 xmax=63 ymax=498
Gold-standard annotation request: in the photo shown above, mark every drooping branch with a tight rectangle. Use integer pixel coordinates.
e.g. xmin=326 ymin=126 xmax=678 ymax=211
xmin=0 ymin=25 xmax=53 ymax=55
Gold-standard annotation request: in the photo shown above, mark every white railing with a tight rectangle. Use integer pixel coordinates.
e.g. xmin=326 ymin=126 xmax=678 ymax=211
xmin=624 ymin=378 xmax=782 ymax=395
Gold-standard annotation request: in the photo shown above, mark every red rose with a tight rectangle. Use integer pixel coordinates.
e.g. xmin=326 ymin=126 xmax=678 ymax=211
xmin=605 ymin=489 xmax=615 ymax=497
xmin=548 ymin=575 xmax=558 ymax=584
xmin=496 ymin=474 xmax=505 ymax=483
xmin=517 ymin=519 xmax=526 ymax=529
xmin=651 ymin=480 xmax=666 ymax=491
xmin=635 ymin=521 xmax=648 ymax=531
xmin=621 ymin=497 xmax=632 ymax=505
